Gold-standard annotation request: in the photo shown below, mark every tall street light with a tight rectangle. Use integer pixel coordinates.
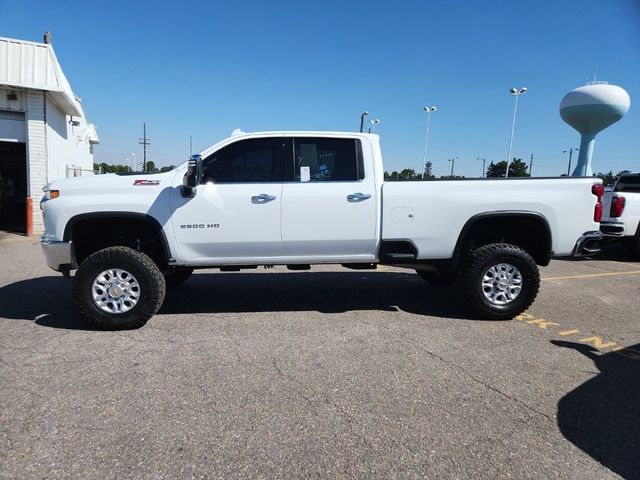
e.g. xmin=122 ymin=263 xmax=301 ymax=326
xmin=359 ymin=111 xmax=369 ymax=133
xmin=477 ymin=156 xmax=486 ymax=178
xmin=369 ymin=118 xmax=381 ymax=133
xmin=421 ymin=106 xmax=437 ymax=179
xmin=563 ymin=148 xmax=579 ymax=176
xmin=505 ymin=87 xmax=528 ymax=178
xmin=448 ymin=156 xmax=458 ymax=177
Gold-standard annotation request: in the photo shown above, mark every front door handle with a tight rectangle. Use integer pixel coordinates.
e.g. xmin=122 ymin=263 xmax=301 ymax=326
xmin=251 ymin=193 xmax=277 ymax=204
xmin=347 ymin=192 xmax=372 ymax=202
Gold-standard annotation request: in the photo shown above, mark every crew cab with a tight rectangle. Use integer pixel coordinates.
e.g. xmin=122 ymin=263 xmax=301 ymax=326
xmin=600 ymin=172 xmax=640 ymax=260
xmin=40 ymin=131 xmax=603 ymax=329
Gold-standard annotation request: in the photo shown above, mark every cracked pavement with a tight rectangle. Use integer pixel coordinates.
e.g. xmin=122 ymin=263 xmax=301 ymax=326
xmin=0 ymin=234 xmax=638 ymax=479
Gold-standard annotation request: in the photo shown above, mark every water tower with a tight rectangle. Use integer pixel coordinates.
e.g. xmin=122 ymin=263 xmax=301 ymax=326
xmin=559 ymin=82 xmax=630 ymax=176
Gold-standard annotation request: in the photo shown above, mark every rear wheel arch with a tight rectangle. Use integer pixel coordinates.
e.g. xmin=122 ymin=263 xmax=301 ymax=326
xmin=453 ymin=212 xmax=553 ymax=266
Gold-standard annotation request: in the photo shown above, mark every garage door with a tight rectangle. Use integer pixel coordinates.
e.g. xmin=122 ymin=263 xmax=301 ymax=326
xmin=0 ymin=110 xmax=26 ymax=143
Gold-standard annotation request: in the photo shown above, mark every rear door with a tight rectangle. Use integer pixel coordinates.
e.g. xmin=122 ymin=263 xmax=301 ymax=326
xmin=280 ymin=137 xmax=377 ymax=259
xmin=171 ymin=137 xmax=285 ymax=262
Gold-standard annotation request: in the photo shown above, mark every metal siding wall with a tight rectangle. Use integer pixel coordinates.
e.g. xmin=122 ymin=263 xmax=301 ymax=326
xmin=26 ymin=90 xmax=46 ymax=232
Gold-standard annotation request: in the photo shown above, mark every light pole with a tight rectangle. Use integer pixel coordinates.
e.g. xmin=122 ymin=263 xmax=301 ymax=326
xmin=505 ymin=87 xmax=528 ymax=178
xmin=563 ymin=148 xmax=579 ymax=176
xmin=369 ymin=118 xmax=381 ymax=133
xmin=477 ymin=156 xmax=486 ymax=178
xmin=421 ymin=106 xmax=437 ymax=178
xmin=131 ymin=153 xmax=136 ymax=172
xmin=448 ymin=156 xmax=458 ymax=177
xmin=359 ymin=111 xmax=368 ymax=133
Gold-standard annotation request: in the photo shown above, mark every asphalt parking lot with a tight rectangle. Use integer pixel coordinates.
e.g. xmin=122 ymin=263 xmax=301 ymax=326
xmin=1 ymin=234 xmax=639 ymax=479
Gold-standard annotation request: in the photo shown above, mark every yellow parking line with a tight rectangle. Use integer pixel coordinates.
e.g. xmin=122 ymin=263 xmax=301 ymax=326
xmin=542 ymin=270 xmax=640 ymax=281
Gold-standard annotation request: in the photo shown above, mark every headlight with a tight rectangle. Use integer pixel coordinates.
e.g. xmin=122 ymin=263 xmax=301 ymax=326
xmin=41 ymin=189 xmax=60 ymax=210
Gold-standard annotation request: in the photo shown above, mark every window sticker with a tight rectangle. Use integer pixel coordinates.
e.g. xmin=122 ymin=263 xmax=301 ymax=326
xmin=300 ymin=166 xmax=311 ymax=182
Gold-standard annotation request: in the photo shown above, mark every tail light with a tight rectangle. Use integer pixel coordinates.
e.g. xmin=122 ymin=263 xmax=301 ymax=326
xmin=592 ymin=184 xmax=604 ymax=222
xmin=611 ymin=195 xmax=626 ymax=218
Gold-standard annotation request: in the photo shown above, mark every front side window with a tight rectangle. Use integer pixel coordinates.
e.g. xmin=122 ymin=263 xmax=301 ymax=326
xmin=202 ymin=138 xmax=282 ymax=183
xmin=293 ymin=138 xmax=363 ymax=182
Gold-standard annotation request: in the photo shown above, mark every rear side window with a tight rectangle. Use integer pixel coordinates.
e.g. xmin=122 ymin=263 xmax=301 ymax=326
xmin=615 ymin=175 xmax=640 ymax=193
xmin=202 ymin=138 xmax=282 ymax=183
xmin=293 ymin=138 xmax=364 ymax=182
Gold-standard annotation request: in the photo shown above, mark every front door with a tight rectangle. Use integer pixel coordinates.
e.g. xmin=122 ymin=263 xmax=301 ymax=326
xmin=280 ymin=137 xmax=378 ymax=259
xmin=171 ymin=137 xmax=285 ymax=263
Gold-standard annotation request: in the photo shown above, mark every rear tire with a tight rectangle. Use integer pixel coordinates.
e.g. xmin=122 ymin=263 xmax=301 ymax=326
xmin=164 ymin=267 xmax=194 ymax=287
xmin=461 ymin=243 xmax=539 ymax=320
xmin=72 ymin=246 xmax=166 ymax=329
xmin=625 ymin=233 xmax=640 ymax=261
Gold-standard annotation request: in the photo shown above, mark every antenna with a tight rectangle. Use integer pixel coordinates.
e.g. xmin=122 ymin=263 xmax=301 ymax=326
xmin=594 ymin=65 xmax=598 ymax=83
xmin=189 ymin=136 xmax=192 ymax=156
xmin=138 ymin=123 xmax=151 ymax=172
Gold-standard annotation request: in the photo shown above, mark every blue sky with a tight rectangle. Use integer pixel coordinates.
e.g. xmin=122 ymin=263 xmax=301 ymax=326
xmin=1 ymin=0 xmax=639 ymax=177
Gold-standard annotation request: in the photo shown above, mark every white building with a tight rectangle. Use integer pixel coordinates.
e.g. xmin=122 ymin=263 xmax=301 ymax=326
xmin=0 ymin=35 xmax=99 ymax=234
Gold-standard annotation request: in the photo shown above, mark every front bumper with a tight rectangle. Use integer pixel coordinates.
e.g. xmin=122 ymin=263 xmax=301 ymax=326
xmin=41 ymin=237 xmax=75 ymax=273
xmin=572 ymin=230 xmax=604 ymax=257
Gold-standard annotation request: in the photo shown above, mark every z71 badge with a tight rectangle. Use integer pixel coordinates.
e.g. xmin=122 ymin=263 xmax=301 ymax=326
xmin=133 ymin=179 xmax=161 ymax=186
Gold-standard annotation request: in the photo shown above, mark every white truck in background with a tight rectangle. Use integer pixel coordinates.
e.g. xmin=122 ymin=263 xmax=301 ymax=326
xmin=600 ymin=172 xmax=640 ymax=259
xmin=40 ymin=131 xmax=604 ymax=329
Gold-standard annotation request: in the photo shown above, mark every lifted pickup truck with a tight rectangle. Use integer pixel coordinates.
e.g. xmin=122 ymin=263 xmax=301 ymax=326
xmin=41 ymin=131 xmax=604 ymax=329
xmin=600 ymin=172 xmax=640 ymax=260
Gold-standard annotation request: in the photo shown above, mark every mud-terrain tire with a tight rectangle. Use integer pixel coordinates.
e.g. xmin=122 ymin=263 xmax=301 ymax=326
xmin=415 ymin=269 xmax=457 ymax=285
xmin=164 ymin=267 xmax=194 ymax=287
xmin=461 ymin=243 xmax=539 ymax=320
xmin=72 ymin=246 xmax=166 ymax=329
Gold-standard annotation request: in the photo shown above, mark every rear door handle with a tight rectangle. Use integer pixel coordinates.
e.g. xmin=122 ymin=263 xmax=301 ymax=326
xmin=251 ymin=193 xmax=277 ymax=204
xmin=347 ymin=193 xmax=372 ymax=202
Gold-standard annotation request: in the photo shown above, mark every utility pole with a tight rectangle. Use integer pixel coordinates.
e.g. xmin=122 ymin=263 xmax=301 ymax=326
xmin=563 ymin=148 xmax=579 ymax=176
xmin=528 ymin=153 xmax=534 ymax=177
xmin=448 ymin=157 xmax=457 ymax=177
xmin=189 ymin=136 xmax=193 ymax=156
xmin=359 ymin=111 xmax=368 ymax=133
xmin=139 ymin=123 xmax=151 ymax=172
xmin=477 ymin=156 xmax=486 ymax=178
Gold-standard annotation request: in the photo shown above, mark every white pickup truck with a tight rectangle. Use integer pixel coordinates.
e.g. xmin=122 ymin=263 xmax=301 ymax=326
xmin=40 ymin=131 xmax=604 ymax=329
xmin=600 ymin=172 xmax=640 ymax=260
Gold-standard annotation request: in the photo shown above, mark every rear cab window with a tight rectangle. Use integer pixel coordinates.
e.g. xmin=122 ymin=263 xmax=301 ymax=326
xmin=291 ymin=137 xmax=364 ymax=182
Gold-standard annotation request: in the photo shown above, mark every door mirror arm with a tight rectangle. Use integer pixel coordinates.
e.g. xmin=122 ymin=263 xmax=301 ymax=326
xmin=181 ymin=154 xmax=201 ymax=197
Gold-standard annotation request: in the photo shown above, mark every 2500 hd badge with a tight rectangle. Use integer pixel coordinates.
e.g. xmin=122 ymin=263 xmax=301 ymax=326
xmin=180 ymin=223 xmax=220 ymax=229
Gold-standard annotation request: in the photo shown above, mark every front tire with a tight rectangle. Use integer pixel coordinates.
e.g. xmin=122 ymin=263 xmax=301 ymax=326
xmin=72 ymin=246 xmax=166 ymax=329
xmin=461 ymin=243 xmax=539 ymax=320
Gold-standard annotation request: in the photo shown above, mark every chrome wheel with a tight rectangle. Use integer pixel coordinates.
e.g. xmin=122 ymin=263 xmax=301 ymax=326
xmin=481 ymin=262 xmax=522 ymax=306
xmin=91 ymin=269 xmax=141 ymax=314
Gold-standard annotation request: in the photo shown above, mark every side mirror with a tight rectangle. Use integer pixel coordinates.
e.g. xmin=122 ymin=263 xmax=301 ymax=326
xmin=181 ymin=154 xmax=201 ymax=197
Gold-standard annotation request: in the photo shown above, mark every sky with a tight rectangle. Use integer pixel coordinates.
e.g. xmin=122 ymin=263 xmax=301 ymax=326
xmin=1 ymin=0 xmax=639 ymax=177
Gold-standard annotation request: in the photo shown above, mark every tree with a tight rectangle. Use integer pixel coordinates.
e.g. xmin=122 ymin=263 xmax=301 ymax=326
xmin=398 ymin=168 xmax=418 ymax=181
xmin=423 ymin=161 xmax=435 ymax=180
xmin=159 ymin=165 xmax=175 ymax=173
xmin=486 ymin=158 xmax=529 ymax=178
xmin=595 ymin=170 xmax=630 ymax=186
xmin=145 ymin=161 xmax=158 ymax=173
xmin=94 ymin=163 xmax=131 ymax=174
